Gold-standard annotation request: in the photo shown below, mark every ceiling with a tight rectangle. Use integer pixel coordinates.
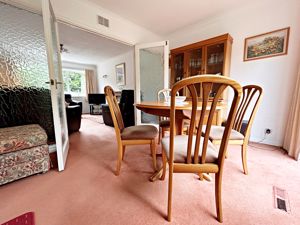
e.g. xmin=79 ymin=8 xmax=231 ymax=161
xmin=87 ymin=0 xmax=262 ymax=35
xmin=58 ymin=22 xmax=132 ymax=65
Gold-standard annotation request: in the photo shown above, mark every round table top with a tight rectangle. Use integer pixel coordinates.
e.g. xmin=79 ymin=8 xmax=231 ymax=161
xmin=135 ymin=101 xmax=227 ymax=110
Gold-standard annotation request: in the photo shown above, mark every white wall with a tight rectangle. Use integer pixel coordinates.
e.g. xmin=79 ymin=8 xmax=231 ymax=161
xmin=97 ymin=49 xmax=134 ymax=93
xmin=166 ymin=0 xmax=300 ymax=146
xmin=62 ymin=61 xmax=98 ymax=114
xmin=8 ymin=0 xmax=163 ymax=45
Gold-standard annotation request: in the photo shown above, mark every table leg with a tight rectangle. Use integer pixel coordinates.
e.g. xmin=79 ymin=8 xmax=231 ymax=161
xmin=175 ymin=117 xmax=183 ymax=135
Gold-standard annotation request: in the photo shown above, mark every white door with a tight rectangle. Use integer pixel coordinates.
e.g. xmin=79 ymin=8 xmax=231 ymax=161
xmin=135 ymin=41 xmax=169 ymax=125
xmin=42 ymin=0 xmax=69 ymax=171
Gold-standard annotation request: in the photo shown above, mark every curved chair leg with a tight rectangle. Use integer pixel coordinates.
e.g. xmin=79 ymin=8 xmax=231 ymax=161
xmin=160 ymin=149 xmax=167 ymax=180
xmin=167 ymin=164 xmax=173 ymax=222
xmin=116 ymin=145 xmax=123 ymax=176
xmin=150 ymin=139 xmax=157 ymax=171
xmin=215 ymin=172 xmax=223 ymax=223
xmin=241 ymin=143 xmax=248 ymax=175
xmin=122 ymin=146 xmax=126 ymax=160
xmin=198 ymin=173 xmax=204 ymax=181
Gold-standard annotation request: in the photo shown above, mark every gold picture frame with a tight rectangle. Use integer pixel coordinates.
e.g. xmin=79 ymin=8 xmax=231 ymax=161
xmin=244 ymin=27 xmax=290 ymax=61
xmin=115 ymin=63 xmax=126 ymax=86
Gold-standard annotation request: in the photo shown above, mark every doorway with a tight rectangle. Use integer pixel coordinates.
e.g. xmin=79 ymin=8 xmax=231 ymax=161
xmin=57 ymin=21 xmax=135 ymax=130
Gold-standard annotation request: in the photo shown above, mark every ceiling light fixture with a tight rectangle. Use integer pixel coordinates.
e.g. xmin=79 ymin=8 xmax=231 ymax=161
xmin=60 ymin=44 xmax=69 ymax=53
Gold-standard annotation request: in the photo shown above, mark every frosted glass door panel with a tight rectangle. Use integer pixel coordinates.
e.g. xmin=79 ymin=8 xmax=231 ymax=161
xmin=50 ymin=8 xmax=67 ymax=145
xmin=0 ymin=3 xmax=49 ymax=88
xmin=139 ymin=47 xmax=164 ymax=124
xmin=42 ymin=0 xmax=69 ymax=171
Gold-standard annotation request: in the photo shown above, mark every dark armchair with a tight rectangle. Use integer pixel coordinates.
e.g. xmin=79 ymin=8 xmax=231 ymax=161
xmin=65 ymin=94 xmax=82 ymax=133
xmin=102 ymin=90 xmax=135 ymax=128
xmin=65 ymin=94 xmax=83 ymax=108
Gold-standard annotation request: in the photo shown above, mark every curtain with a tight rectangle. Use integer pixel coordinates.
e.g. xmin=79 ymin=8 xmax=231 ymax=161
xmin=85 ymin=69 xmax=98 ymax=98
xmin=283 ymin=66 xmax=300 ymax=160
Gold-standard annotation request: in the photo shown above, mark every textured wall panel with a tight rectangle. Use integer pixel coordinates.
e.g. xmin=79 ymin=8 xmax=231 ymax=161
xmin=0 ymin=3 xmax=49 ymax=88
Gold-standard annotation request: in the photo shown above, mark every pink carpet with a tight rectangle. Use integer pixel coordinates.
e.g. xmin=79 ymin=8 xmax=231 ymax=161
xmin=0 ymin=117 xmax=299 ymax=225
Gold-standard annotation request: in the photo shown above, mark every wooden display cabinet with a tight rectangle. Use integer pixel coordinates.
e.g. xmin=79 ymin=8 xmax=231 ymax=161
xmin=170 ymin=33 xmax=233 ymax=99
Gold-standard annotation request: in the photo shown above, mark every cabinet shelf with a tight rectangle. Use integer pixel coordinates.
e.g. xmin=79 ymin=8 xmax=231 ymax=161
xmin=207 ymin=62 xmax=223 ymax=66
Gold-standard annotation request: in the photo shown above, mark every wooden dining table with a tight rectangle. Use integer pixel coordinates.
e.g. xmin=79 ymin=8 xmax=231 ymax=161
xmin=135 ymin=100 xmax=226 ymax=181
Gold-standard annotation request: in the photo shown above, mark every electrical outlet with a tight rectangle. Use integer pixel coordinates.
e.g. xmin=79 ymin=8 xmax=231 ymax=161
xmin=265 ymin=128 xmax=272 ymax=135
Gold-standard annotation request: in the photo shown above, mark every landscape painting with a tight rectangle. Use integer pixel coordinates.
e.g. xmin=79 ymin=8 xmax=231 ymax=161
xmin=244 ymin=27 xmax=290 ymax=61
xmin=115 ymin=63 xmax=126 ymax=86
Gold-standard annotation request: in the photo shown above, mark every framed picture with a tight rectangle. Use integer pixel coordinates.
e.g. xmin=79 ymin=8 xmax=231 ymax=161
xmin=115 ymin=63 xmax=126 ymax=86
xmin=244 ymin=27 xmax=290 ymax=61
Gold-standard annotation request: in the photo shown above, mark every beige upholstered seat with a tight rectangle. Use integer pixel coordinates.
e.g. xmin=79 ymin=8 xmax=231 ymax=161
xmin=121 ymin=125 xmax=158 ymax=140
xmin=205 ymin=125 xmax=244 ymax=140
xmin=104 ymin=86 xmax=158 ymax=175
xmin=204 ymin=85 xmax=263 ymax=175
xmin=162 ymin=135 xmax=218 ymax=163
xmin=160 ymin=75 xmax=242 ymax=223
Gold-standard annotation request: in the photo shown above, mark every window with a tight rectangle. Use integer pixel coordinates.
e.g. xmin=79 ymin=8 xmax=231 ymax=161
xmin=62 ymin=69 xmax=86 ymax=97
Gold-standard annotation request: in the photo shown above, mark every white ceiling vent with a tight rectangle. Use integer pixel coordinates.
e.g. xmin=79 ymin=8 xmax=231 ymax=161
xmin=98 ymin=15 xmax=109 ymax=28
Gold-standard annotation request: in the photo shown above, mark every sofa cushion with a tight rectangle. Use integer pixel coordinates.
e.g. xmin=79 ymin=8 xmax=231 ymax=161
xmin=0 ymin=124 xmax=48 ymax=154
xmin=0 ymin=144 xmax=50 ymax=185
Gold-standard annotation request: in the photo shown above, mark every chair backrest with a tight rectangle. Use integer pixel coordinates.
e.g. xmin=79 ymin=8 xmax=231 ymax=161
xmin=169 ymin=75 xmax=242 ymax=166
xmin=65 ymin=94 xmax=72 ymax=103
xmin=120 ymin=90 xmax=134 ymax=104
xmin=233 ymin=85 xmax=263 ymax=138
xmin=104 ymin=86 xmax=124 ymax=140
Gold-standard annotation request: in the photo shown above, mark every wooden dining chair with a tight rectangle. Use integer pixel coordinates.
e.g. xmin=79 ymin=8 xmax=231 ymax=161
xmin=160 ymin=75 xmax=242 ymax=222
xmin=203 ymin=85 xmax=263 ymax=175
xmin=104 ymin=86 xmax=158 ymax=175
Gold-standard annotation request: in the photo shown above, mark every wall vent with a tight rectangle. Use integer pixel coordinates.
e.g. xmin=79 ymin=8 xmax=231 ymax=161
xmin=98 ymin=15 xmax=109 ymax=27
xmin=273 ymin=186 xmax=291 ymax=213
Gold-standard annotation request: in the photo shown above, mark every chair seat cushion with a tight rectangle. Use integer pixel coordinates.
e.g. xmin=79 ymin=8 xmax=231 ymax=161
xmin=121 ymin=125 xmax=158 ymax=140
xmin=0 ymin=124 xmax=48 ymax=155
xmin=161 ymin=135 xmax=218 ymax=163
xmin=203 ymin=125 xmax=244 ymax=141
xmin=159 ymin=120 xmax=170 ymax=127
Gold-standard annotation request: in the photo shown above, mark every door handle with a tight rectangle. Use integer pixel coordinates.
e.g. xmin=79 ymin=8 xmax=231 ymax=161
xmin=55 ymin=79 xmax=63 ymax=89
xmin=45 ymin=79 xmax=54 ymax=85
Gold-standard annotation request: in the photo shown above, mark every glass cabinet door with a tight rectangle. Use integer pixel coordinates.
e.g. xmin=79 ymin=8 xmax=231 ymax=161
xmin=173 ymin=53 xmax=184 ymax=83
xmin=188 ymin=48 xmax=203 ymax=96
xmin=206 ymin=43 xmax=224 ymax=75
xmin=206 ymin=43 xmax=225 ymax=98
xmin=188 ymin=48 xmax=203 ymax=76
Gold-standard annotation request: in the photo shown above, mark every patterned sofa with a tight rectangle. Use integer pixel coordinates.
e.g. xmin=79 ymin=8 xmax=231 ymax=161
xmin=0 ymin=124 xmax=50 ymax=185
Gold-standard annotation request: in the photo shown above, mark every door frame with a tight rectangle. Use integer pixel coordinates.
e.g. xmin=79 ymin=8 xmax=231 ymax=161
xmin=135 ymin=41 xmax=169 ymax=125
